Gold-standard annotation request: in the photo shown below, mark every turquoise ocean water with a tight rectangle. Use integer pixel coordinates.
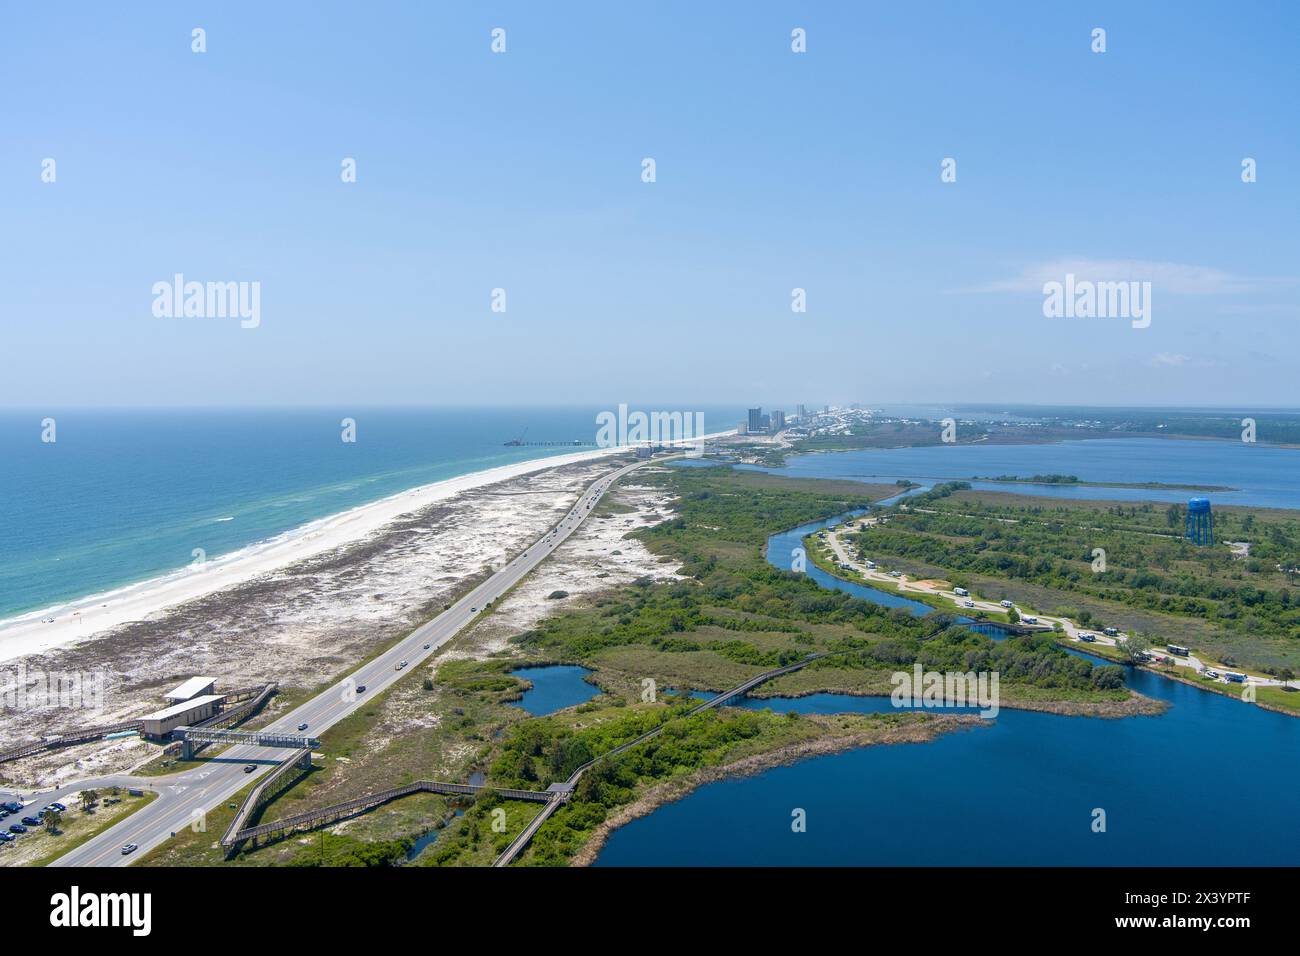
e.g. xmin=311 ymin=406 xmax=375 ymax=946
xmin=0 ymin=406 xmax=740 ymax=619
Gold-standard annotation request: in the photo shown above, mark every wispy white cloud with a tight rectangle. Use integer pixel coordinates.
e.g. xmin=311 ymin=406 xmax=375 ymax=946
xmin=1150 ymin=352 xmax=1190 ymax=367
xmin=965 ymin=258 xmax=1291 ymax=295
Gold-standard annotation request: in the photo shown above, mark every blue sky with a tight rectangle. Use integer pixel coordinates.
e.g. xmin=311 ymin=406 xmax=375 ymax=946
xmin=2 ymin=1 xmax=1297 ymax=408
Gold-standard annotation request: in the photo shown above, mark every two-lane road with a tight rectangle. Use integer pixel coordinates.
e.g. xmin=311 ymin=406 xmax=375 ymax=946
xmin=50 ymin=453 xmax=662 ymax=866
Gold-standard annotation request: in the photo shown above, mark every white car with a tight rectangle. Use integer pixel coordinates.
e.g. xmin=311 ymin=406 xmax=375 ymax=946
xmin=963 ymin=600 xmax=975 ymax=608
xmin=1000 ymin=600 xmax=1014 ymax=608
xmin=395 ymin=660 xmax=407 ymax=670
xmin=121 ymin=843 xmax=138 ymax=855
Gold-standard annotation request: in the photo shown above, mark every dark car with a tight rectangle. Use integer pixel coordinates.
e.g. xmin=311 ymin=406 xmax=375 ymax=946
xmin=0 ymin=832 xmax=14 ymax=843
xmin=9 ymin=824 xmax=27 ymax=834
xmin=297 ymin=722 xmax=308 ymax=731
xmin=355 ymin=685 xmax=366 ymax=693
xmin=2 ymin=802 xmax=20 ymax=813
xmin=21 ymin=816 xmax=41 ymax=826
xmin=242 ymin=764 xmax=257 ymax=774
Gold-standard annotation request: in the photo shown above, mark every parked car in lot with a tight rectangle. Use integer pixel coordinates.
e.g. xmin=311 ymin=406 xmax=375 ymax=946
xmin=121 ymin=843 xmax=138 ymax=855
xmin=9 ymin=824 xmax=28 ymax=834
xmin=21 ymin=816 xmax=41 ymax=826
xmin=0 ymin=832 xmax=14 ymax=842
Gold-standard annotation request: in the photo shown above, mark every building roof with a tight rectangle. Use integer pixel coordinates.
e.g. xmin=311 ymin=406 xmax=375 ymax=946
xmin=140 ymin=694 xmax=225 ymax=722
xmin=162 ymin=676 xmax=216 ymax=702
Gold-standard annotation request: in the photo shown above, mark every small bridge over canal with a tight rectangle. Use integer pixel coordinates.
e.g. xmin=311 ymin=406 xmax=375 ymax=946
xmin=492 ymin=654 xmax=828 ymax=867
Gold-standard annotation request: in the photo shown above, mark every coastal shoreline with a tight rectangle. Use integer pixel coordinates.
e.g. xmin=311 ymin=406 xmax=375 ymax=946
xmin=572 ymin=713 xmax=981 ymax=866
xmin=0 ymin=435 xmax=730 ymax=664
xmin=741 ymin=683 xmax=1166 ymax=718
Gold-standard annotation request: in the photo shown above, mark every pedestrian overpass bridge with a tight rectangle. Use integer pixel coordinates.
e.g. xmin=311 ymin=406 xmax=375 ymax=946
xmin=175 ymin=726 xmax=320 ymax=760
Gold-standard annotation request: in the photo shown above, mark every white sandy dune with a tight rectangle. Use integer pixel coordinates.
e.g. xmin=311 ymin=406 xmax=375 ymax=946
xmin=0 ymin=436 xmax=729 ymax=665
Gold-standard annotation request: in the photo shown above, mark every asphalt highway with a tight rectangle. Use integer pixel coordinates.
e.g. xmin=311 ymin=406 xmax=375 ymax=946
xmin=43 ymin=454 xmax=655 ymax=866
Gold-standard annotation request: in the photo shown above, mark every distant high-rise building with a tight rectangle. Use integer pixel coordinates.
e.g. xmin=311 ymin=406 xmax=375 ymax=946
xmin=747 ymin=408 xmax=763 ymax=433
xmin=796 ymin=404 xmax=807 ymax=421
xmin=770 ymin=410 xmax=786 ymax=432
xmin=760 ymin=413 xmax=771 ymax=431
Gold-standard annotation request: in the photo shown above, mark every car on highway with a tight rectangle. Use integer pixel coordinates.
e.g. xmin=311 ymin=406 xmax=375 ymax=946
xmin=356 ymin=684 xmax=366 ymax=693
xmin=297 ymin=722 xmax=309 ymax=731
xmin=395 ymin=660 xmax=407 ymax=670
xmin=243 ymin=764 xmax=257 ymax=774
xmin=470 ymin=606 xmax=477 ymax=612
xmin=423 ymin=642 xmax=431 ymax=649
xmin=121 ymin=843 xmax=138 ymax=855
xmin=9 ymin=824 xmax=27 ymax=834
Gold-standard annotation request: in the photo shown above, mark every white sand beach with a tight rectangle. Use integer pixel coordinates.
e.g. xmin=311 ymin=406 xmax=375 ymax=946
xmin=0 ymin=436 xmax=728 ymax=665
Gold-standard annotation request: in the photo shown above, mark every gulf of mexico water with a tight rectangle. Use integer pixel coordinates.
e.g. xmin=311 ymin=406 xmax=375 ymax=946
xmin=0 ymin=405 xmax=742 ymax=619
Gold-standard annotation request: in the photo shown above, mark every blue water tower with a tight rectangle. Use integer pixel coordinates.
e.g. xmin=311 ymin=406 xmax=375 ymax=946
xmin=1186 ymin=498 xmax=1214 ymax=546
